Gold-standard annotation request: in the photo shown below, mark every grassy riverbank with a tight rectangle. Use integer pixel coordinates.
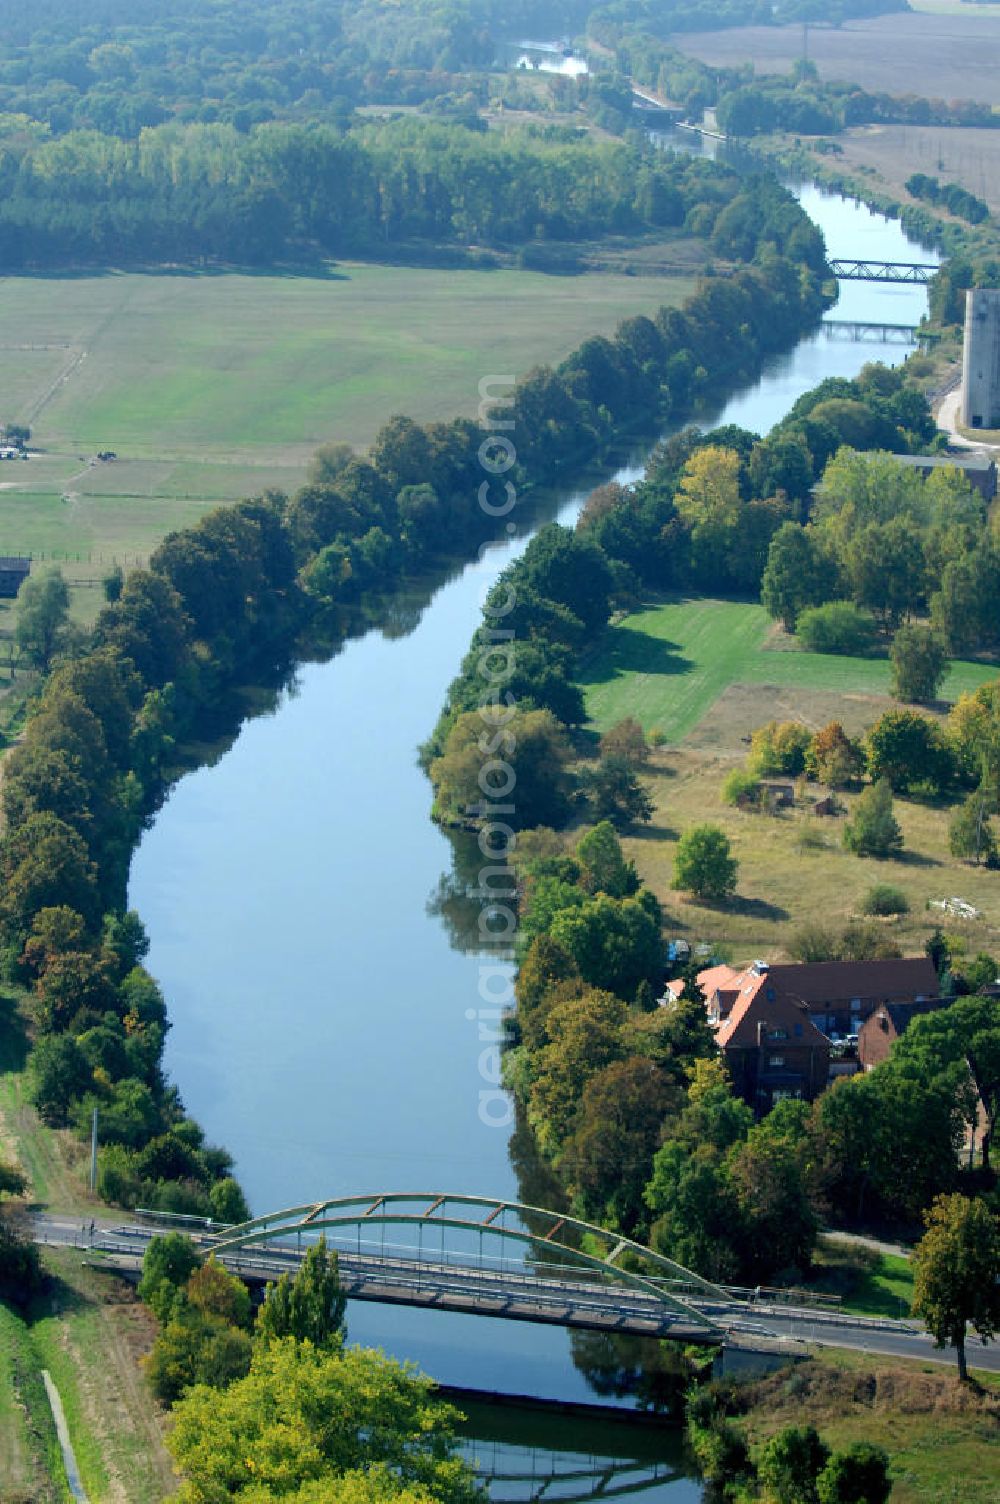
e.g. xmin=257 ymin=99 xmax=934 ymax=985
xmin=576 ymin=600 xmax=1000 ymax=958
xmin=0 ymin=992 xmax=173 ymax=1500
xmin=0 ymin=1250 xmax=173 ymax=1502
xmin=727 ymin=1349 xmax=1000 ymax=1504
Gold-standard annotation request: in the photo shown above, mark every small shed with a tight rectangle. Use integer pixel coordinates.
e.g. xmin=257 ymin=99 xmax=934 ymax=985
xmin=0 ymin=557 xmax=30 ymax=598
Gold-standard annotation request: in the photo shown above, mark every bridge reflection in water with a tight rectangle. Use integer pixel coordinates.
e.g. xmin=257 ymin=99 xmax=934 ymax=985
xmin=457 ymin=1397 xmax=695 ymax=1504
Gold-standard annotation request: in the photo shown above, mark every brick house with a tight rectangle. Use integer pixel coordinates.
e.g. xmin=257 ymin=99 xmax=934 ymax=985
xmin=858 ymin=1000 xmax=942 ymax=1071
xmin=696 ymin=955 xmax=941 ymax=1114
xmin=699 ymin=961 xmax=831 ymax=1114
xmin=699 ymin=956 xmax=938 ymax=1040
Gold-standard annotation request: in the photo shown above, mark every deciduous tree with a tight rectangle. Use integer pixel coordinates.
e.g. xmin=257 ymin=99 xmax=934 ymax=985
xmin=842 ymin=780 xmax=902 ymax=859
xmin=15 ymin=566 xmax=74 ymax=671
xmin=672 ymin=824 xmax=737 ymax=902
xmin=256 ymin=1236 xmax=346 ymax=1348
xmin=890 ymin=622 xmax=947 ymax=703
xmin=912 ymin=1193 xmax=1000 ymax=1381
xmin=167 ymin=1338 xmax=480 ymax=1503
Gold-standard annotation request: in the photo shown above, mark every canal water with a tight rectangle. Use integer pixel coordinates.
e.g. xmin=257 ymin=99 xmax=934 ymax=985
xmin=128 ymin=177 xmax=937 ymax=1491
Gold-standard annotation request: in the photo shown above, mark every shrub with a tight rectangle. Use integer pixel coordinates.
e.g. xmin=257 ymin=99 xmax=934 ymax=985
xmin=722 ymin=767 xmax=762 ymax=806
xmin=789 ymin=923 xmax=839 ymax=962
xmin=748 ymin=719 xmax=812 ymax=777
xmin=861 ymin=884 xmax=909 ymax=916
xmin=807 ymin=722 xmax=864 ymax=788
xmin=797 ymin=600 xmax=875 ymax=656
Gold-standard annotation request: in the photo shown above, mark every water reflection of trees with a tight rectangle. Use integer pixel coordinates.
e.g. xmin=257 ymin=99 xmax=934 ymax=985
xmin=569 ymin=1331 xmax=696 ymax=1418
xmin=426 ymin=828 xmax=516 ymax=957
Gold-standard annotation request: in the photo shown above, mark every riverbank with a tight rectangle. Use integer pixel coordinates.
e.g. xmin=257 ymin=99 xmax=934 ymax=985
xmin=708 ymin=1347 xmax=1000 ymax=1504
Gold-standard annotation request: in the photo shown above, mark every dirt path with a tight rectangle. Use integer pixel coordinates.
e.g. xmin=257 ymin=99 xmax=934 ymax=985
xmin=822 ymin=1229 xmax=912 ymax=1259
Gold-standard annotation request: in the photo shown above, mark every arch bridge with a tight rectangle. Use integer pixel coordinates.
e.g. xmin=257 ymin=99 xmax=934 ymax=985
xmin=203 ymin=1193 xmax=732 ymax=1341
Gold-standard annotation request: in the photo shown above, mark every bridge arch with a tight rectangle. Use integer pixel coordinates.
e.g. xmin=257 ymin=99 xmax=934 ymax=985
xmin=208 ymin=1192 xmax=729 ymax=1329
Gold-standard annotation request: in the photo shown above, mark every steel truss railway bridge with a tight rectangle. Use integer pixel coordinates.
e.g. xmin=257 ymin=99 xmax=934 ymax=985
xmin=828 ymin=258 xmax=936 ymax=284
xmin=820 ymin=318 xmax=933 ymax=345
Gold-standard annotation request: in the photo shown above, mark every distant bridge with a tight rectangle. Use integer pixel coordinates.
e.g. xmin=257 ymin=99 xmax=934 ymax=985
xmin=820 ymin=319 xmax=937 ymax=345
xmin=828 ymin=258 xmax=937 ymax=285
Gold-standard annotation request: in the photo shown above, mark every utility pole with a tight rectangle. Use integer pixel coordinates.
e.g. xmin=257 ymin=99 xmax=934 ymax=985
xmin=89 ymin=1107 xmax=98 ymax=1193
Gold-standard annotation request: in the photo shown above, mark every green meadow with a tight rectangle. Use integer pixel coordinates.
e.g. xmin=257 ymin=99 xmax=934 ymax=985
xmin=580 ymin=598 xmax=999 ymax=741
xmin=0 ymin=265 xmax=694 ymax=564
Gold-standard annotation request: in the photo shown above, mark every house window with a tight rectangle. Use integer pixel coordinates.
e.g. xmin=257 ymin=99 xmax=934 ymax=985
xmin=769 ymin=1055 xmax=785 ymax=1067
xmin=767 ymin=1028 xmax=788 ymax=1042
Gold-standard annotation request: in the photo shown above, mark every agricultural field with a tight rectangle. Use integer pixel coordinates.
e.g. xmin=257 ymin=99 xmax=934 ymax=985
xmin=0 ymin=263 xmax=696 ymax=567
xmin=824 ymin=124 xmax=1000 ymax=216
xmin=581 ymin=598 xmax=1000 ymax=958
xmin=672 ymin=11 xmax=1000 ymax=104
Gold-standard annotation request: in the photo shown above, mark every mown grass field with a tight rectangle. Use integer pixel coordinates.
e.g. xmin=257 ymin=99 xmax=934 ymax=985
xmin=581 ymin=598 xmax=1000 ymax=958
xmin=0 ymin=265 xmax=695 ymax=565
xmin=581 ymin=598 xmax=998 ymax=742
xmin=0 ymin=1253 xmax=173 ymax=1503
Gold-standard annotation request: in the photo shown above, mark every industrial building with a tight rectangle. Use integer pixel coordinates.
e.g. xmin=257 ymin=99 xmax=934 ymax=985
xmin=962 ymin=287 xmax=1000 ymax=430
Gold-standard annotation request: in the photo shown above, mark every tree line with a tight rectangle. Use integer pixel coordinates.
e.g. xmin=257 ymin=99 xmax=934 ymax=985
xmin=906 ymin=173 xmax=990 ymax=227
xmin=761 ymin=443 xmax=1000 ymax=659
xmin=0 ymin=115 xmax=808 ymax=267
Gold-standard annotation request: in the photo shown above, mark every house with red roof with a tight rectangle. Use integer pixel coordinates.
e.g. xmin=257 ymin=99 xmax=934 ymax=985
xmin=695 ymin=955 xmax=940 ymax=1115
xmin=697 ymin=960 xmax=830 ymax=1114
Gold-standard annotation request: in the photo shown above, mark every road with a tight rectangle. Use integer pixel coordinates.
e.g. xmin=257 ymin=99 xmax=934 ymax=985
xmin=31 ymin=1211 xmax=1000 ymax=1375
